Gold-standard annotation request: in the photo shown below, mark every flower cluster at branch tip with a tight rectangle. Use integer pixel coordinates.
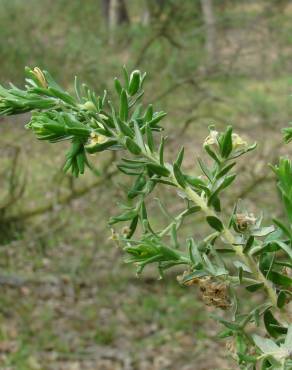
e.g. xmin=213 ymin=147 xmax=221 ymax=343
xmin=203 ymin=128 xmax=249 ymax=153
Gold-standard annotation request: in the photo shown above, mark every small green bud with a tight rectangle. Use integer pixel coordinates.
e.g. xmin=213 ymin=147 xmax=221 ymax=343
xmin=128 ymin=70 xmax=141 ymax=96
xmin=81 ymin=101 xmax=96 ymax=112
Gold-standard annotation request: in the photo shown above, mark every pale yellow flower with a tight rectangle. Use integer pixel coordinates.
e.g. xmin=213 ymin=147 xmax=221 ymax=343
xmin=203 ymin=130 xmax=219 ymax=147
xmin=89 ymin=132 xmax=108 ymax=146
xmin=109 ymin=228 xmax=119 ymax=241
xmin=121 ymin=226 xmax=131 ymax=238
xmin=232 ymin=133 xmax=248 ymax=150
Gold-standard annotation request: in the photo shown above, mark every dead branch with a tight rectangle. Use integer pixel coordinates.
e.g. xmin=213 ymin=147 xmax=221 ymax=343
xmin=0 ymin=144 xmax=27 ymax=212
xmin=3 ymin=153 xmax=118 ymax=223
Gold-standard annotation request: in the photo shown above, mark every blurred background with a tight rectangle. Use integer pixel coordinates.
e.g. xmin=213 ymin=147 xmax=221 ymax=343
xmin=0 ymin=1 xmax=292 ymax=369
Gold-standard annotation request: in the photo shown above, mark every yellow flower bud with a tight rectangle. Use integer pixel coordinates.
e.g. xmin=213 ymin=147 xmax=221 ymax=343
xmin=32 ymin=67 xmax=47 ymax=88
xmin=83 ymin=101 xmax=96 ymax=112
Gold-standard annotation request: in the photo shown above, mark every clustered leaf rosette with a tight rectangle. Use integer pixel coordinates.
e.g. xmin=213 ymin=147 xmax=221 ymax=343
xmin=0 ymin=67 xmax=292 ymax=370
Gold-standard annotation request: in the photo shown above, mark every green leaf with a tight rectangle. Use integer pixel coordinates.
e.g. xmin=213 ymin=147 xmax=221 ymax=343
xmin=238 ymin=266 xmax=243 ymax=284
xmin=216 ymin=248 xmax=235 ymax=254
xmin=114 ymin=77 xmax=122 ymax=95
xmin=175 ymin=147 xmax=184 ymax=168
xmin=159 ymin=137 xmax=165 ymax=165
xmin=109 ymin=209 xmax=137 ymax=225
xmin=245 ymin=283 xmax=264 ymax=292
xmin=42 ymin=122 xmax=66 ymax=135
xmin=182 ymin=206 xmax=201 ymax=217
xmin=48 ymin=87 xmax=76 ymax=105
xmin=220 ymin=126 xmax=233 ymax=158
xmin=259 ymin=253 xmax=274 ymax=277
xmin=273 ymin=218 xmax=292 ymax=239
xmin=180 ymin=270 xmax=207 ymax=285
xmin=215 ymin=162 xmax=236 ymax=179
xmin=147 ymin=112 xmax=167 ymax=127
xmin=253 ymin=334 xmax=279 ymax=354
xmin=127 ymin=174 xmax=146 ymax=199
xmin=233 ymin=260 xmax=251 ymax=273
xmin=120 ymin=157 xmax=146 ymax=168
xmin=151 ymin=178 xmax=175 ymax=187
xmin=131 ymin=103 xmax=142 ymax=120
xmin=273 ymin=158 xmax=292 ymax=222
xmin=277 ymin=290 xmax=286 ymax=308
xmin=263 ymin=310 xmax=283 ymax=338
xmin=125 ymin=136 xmax=142 ymax=155
xmin=76 ymin=152 xmax=85 ymax=174
xmin=274 ymin=260 xmax=292 ymax=269
xmin=268 ymin=271 xmax=292 ymax=287
xmin=117 ymin=165 xmax=143 ymax=176
xmin=206 ymin=216 xmax=223 ymax=232
xmin=145 ymin=123 xmax=154 ymax=152
xmin=119 ymin=89 xmax=128 ymax=121
xmin=85 ymin=139 xmax=117 ymax=154
xmin=184 ymin=175 xmax=206 ymax=189
xmin=235 ymin=334 xmax=247 ymax=358
xmin=146 ymin=163 xmax=170 ymax=177
xmin=74 ymin=76 xmax=82 ymax=102
xmin=237 ymin=353 xmax=257 ymax=364
xmin=122 ymin=65 xmax=129 ymax=88
xmin=187 ymin=238 xmax=203 ymax=265
xmin=272 ymin=240 xmax=292 ymax=260
xmin=253 ymin=309 xmax=260 ymax=327
xmin=140 ymin=201 xmax=148 ymax=221
xmin=173 ymin=163 xmax=186 ymax=188
xmin=204 ymin=145 xmax=220 ymax=164
xmin=251 ymin=226 xmax=275 ymax=237
xmin=198 ymin=157 xmax=212 ymax=181
xmin=66 ymin=127 xmax=91 ymax=137
xmin=208 ymin=174 xmax=236 ymax=207
xmin=282 ymin=126 xmax=292 ymax=143
xmin=144 ymin=104 xmax=153 ymax=121
xmin=126 ymin=215 xmax=139 ymax=239
xmin=211 ymin=315 xmax=240 ymax=330
xmin=170 ymin=224 xmax=179 ymax=249
xmin=217 ymin=329 xmax=234 ymax=338
xmin=42 ymin=70 xmax=64 ymax=91
xmin=116 ymin=118 xmax=134 ymax=137
xmin=133 ymin=120 xmax=145 ymax=149
xmin=243 ymin=236 xmax=254 ymax=254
